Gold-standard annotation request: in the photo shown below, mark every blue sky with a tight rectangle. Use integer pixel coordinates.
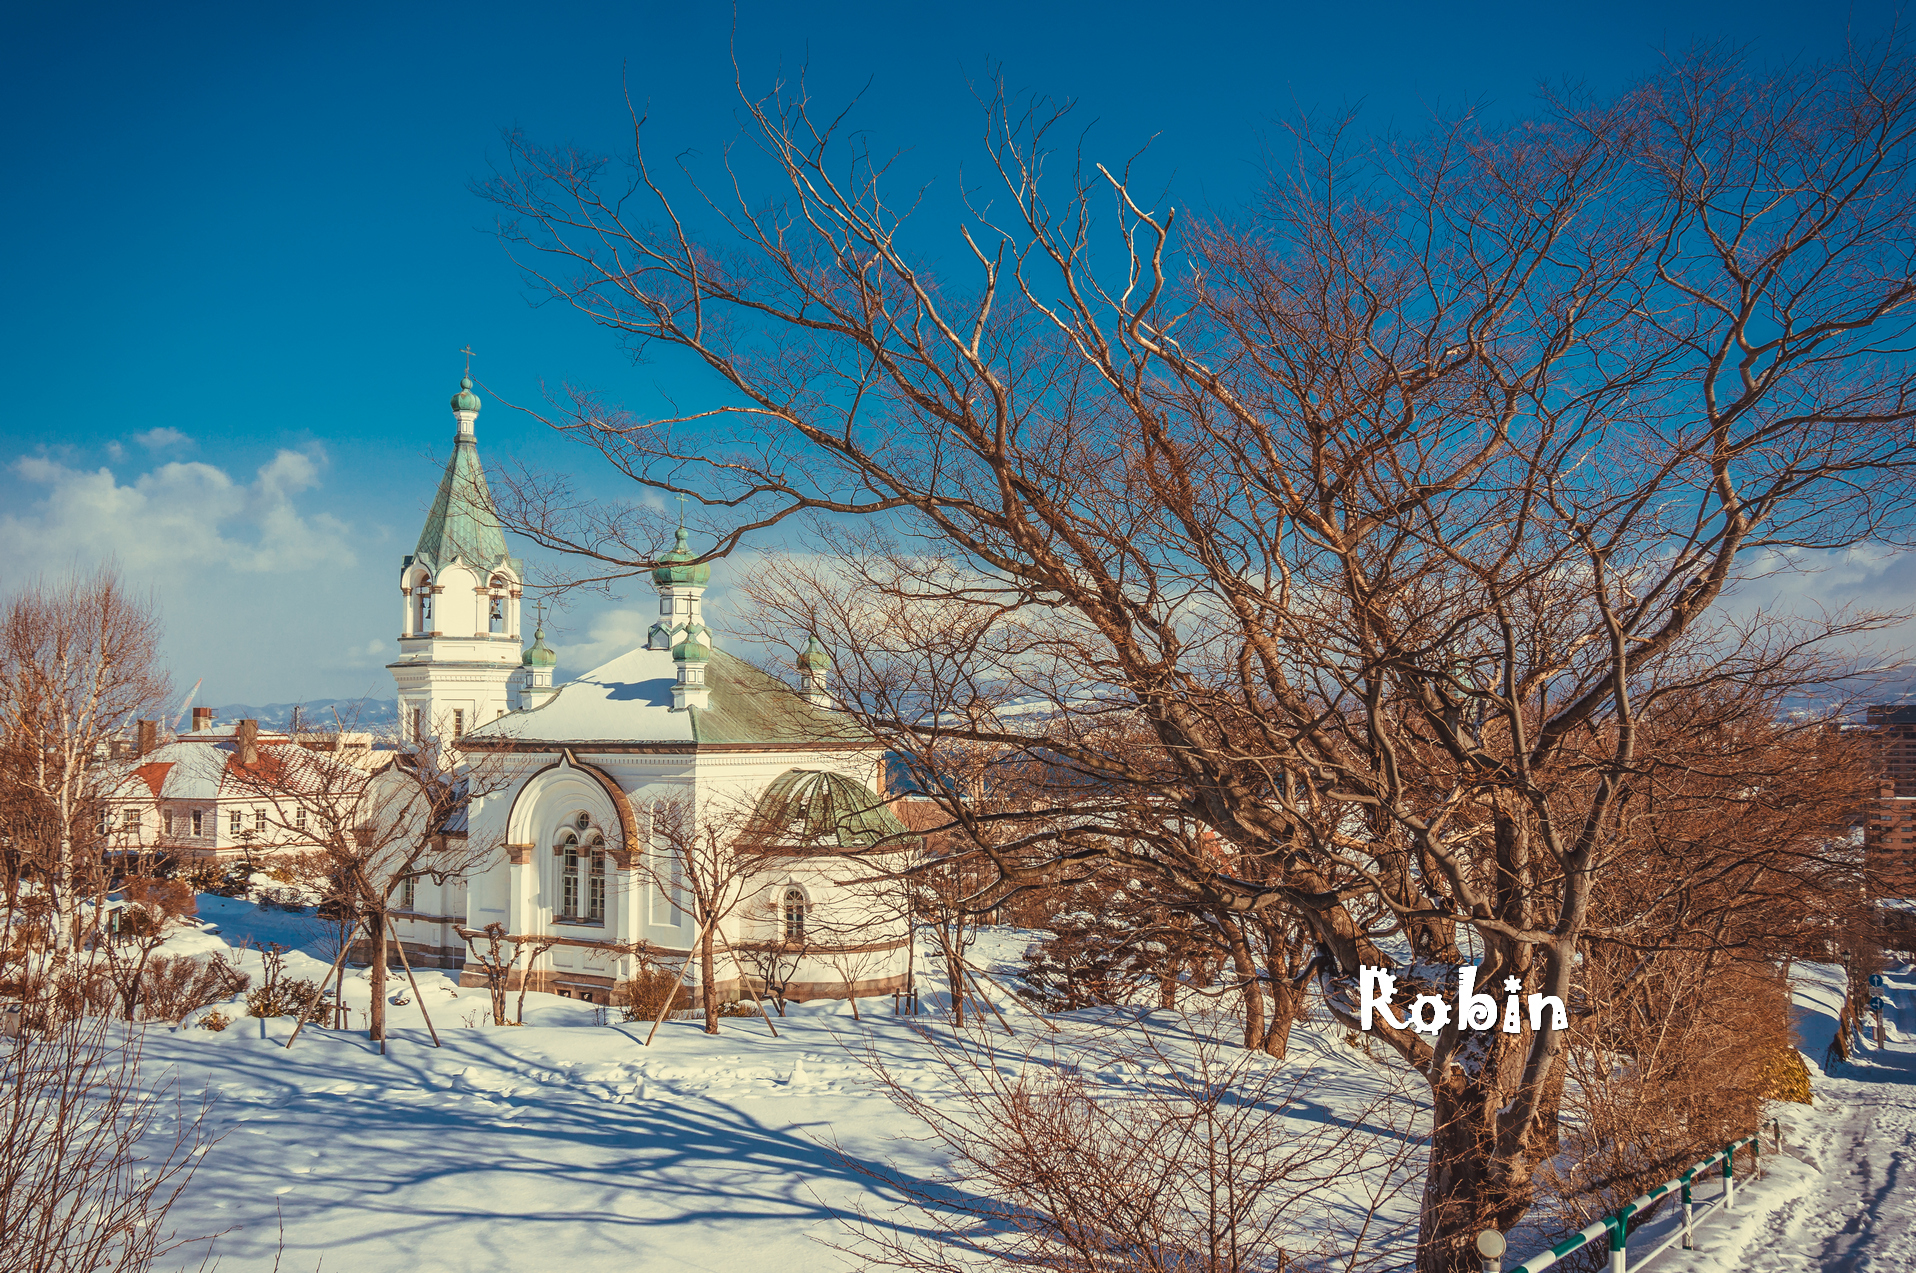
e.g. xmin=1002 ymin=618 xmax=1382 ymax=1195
xmin=0 ymin=0 xmax=1906 ymax=705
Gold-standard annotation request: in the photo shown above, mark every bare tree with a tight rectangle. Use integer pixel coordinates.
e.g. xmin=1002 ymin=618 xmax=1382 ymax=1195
xmin=225 ymin=720 xmax=506 ymax=1044
xmin=640 ymin=795 xmax=771 ymax=1033
xmin=480 ymin=45 xmax=1916 ymax=1270
xmin=456 ymin=921 xmax=522 ymax=1026
xmin=833 ymin=1014 xmax=1423 ymax=1272
xmin=0 ymin=1010 xmax=219 ymax=1272
xmin=0 ymin=570 xmax=169 ymax=952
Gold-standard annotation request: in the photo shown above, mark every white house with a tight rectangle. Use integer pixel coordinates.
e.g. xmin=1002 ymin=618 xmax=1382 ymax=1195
xmin=386 ymin=376 xmax=914 ymax=1007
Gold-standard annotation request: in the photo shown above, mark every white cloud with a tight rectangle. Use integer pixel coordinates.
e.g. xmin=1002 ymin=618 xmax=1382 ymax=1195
xmin=134 ymin=427 xmax=193 ymax=451
xmin=550 ymin=607 xmax=654 ymax=673
xmin=3 ymin=449 xmax=355 ymax=575
xmin=326 ymin=638 xmax=390 ymax=671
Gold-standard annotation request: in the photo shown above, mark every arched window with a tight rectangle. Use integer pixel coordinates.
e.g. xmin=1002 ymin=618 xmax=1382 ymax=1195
xmin=558 ymin=832 xmax=580 ymax=919
xmin=587 ymin=834 xmax=606 ymax=923
xmin=415 ymin=577 xmax=433 ymax=632
xmin=488 ymin=577 xmax=506 ymax=634
xmin=782 ymin=887 xmax=807 ymax=944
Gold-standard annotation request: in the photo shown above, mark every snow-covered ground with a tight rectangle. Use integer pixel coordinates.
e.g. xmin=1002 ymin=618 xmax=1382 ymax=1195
xmin=128 ymin=903 xmax=1424 ymax=1272
xmin=103 ymin=901 xmax=1916 ymax=1272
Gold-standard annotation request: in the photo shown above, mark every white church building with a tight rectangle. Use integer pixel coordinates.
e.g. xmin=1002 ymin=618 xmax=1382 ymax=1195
xmin=386 ymin=376 xmax=913 ymax=1006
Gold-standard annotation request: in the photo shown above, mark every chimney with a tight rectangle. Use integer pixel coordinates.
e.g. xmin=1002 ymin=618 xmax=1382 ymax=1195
xmin=191 ymin=707 xmax=214 ymax=732
xmin=136 ymin=719 xmax=158 ymax=757
xmin=236 ymin=718 xmax=259 ymax=765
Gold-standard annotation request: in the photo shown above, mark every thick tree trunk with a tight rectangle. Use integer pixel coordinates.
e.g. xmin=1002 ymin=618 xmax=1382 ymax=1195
xmin=1415 ymin=1077 xmax=1537 ymax=1273
xmin=1260 ymin=973 xmax=1302 ymax=1061
xmin=700 ymin=922 xmax=719 ymax=1034
xmin=369 ymin=913 xmax=388 ymax=1042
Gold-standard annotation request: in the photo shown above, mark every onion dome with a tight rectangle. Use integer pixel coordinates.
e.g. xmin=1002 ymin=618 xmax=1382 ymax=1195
xmin=522 ymin=626 xmax=557 ymax=668
xmin=651 ymin=525 xmax=711 ymax=586
xmin=796 ymin=634 xmax=831 ymax=672
xmin=672 ymin=622 xmax=712 ymax=663
xmin=451 ymin=376 xmax=482 ymax=414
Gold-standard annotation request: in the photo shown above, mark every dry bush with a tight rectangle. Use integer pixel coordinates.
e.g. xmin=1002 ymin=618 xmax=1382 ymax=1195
xmin=834 ymin=1017 xmax=1423 ymax=1272
xmin=1538 ymin=953 xmax=1793 ymax=1239
xmin=138 ymin=954 xmax=249 ymax=1025
xmin=613 ymin=966 xmax=685 ymax=1023
xmin=245 ymin=977 xmax=327 ymax=1020
xmin=0 ymin=1009 xmax=218 ymax=1270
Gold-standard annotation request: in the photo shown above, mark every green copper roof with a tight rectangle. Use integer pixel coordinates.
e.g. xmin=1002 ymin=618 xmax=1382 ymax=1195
xmin=651 ymin=525 xmax=711 ymax=586
xmin=671 ymin=622 xmax=712 ymax=663
xmin=451 ymin=375 xmax=482 ymax=414
xmin=796 ymin=634 xmax=831 ymax=671
xmin=690 ymin=649 xmax=865 ymax=747
xmin=523 ymin=626 xmax=556 ymax=668
xmin=743 ymin=767 xmax=918 ymax=853
xmin=414 ymin=433 xmax=510 ymax=571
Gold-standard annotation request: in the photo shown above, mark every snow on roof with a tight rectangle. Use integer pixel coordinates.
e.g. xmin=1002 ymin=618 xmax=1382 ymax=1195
xmin=467 ymin=646 xmax=869 ymax=750
xmin=104 ymin=734 xmax=342 ymax=802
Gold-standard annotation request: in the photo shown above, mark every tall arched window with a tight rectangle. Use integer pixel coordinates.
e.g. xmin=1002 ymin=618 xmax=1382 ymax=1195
xmin=558 ymin=833 xmax=580 ymax=919
xmin=488 ymin=577 xmax=506 ymax=634
xmin=415 ymin=577 xmax=433 ymax=632
xmin=782 ymin=887 xmax=808 ymax=944
xmin=587 ymin=834 xmax=606 ymax=923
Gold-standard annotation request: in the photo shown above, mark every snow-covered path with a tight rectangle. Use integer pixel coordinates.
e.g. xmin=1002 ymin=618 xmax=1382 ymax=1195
xmin=1651 ymin=963 xmax=1916 ymax=1273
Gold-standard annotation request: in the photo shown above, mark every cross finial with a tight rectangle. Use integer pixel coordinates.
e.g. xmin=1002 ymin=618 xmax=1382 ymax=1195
xmin=534 ymin=600 xmax=547 ymax=628
xmin=460 ymin=345 xmax=476 ymax=377
xmin=676 ymin=493 xmax=688 ymax=529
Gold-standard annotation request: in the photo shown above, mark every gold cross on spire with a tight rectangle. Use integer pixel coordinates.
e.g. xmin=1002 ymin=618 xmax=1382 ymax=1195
xmin=460 ymin=345 xmax=476 ymax=376
xmin=677 ymin=493 xmax=688 ymax=528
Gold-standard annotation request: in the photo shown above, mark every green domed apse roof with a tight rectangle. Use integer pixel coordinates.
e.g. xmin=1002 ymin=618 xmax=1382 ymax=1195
xmin=451 ymin=376 xmax=482 ymax=413
xmin=523 ymin=627 xmax=557 ymax=668
xmin=651 ymin=526 xmax=711 ymax=586
xmin=743 ymin=768 xmax=918 ymax=853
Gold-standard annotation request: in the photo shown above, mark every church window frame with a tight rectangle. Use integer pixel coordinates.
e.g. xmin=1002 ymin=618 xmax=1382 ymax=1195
xmin=558 ymin=832 xmax=582 ymax=921
xmin=586 ymin=833 xmax=606 ymax=923
xmin=229 ymin=808 xmax=243 ymax=836
xmin=415 ymin=576 xmax=433 ymax=632
xmin=782 ymin=886 xmax=808 ymax=945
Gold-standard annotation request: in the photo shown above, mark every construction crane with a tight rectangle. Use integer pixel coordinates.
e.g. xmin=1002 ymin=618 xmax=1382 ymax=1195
xmin=169 ymin=677 xmax=204 ymax=732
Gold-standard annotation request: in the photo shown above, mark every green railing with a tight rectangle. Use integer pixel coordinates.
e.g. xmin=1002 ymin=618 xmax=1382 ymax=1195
xmin=1476 ymin=1119 xmax=1781 ymax=1273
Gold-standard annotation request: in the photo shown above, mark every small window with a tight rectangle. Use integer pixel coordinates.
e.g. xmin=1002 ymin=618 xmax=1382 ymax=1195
xmin=783 ymin=887 xmax=808 ymax=944
xmin=588 ymin=838 xmax=606 ymax=923
xmin=95 ymin=809 xmax=110 ymax=836
xmin=560 ymin=835 xmax=581 ymax=919
xmin=122 ymin=808 xmax=139 ymax=830
xmin=453 ymin=709 xmax=465 ymax=738
xmin=295 ymin=807 xmax=307 ymax=830
xmin=254 ymin=808 xmax=267 ymax=832
xmin=402 ymin=877 xmax=417 ymax=911
xmin=191 ymin=809 xmax=204 ymax=837
xmin=229 ymin=809 xmax=243 ymax=835
xmin=411 ymin=707 xmax=423 ymax=742
xmin=164 ymin=809 xmax=175 ymax=837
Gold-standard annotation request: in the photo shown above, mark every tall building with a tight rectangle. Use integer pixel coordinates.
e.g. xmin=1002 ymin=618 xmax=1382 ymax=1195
xmin=1865 ymin=705 xmax=1916 ymax=897
xmin=387 ymin=377 xmax=524 ymax=741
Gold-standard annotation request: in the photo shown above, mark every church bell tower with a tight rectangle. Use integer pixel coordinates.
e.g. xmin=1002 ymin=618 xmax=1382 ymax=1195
xmin=388 ymin=372 xmax=524 ymax=742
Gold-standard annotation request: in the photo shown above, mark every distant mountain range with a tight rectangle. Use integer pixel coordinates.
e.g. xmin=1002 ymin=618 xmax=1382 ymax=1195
xmin=209 ymin=698 xmax=399 ymax=730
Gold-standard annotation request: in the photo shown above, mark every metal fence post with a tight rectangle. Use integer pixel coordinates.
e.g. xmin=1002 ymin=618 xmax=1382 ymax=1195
xmin=1608 ymin=1214 xmax=1627 ymax=1273
xmin=1723 ymin=1146 xmax=1735 ymax=1212
xmin=1680 ymin=1178 xmax=1694 ymax=1250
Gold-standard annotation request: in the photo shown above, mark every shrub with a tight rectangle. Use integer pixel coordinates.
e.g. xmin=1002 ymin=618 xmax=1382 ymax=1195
xmin=245 ymin=977 xmax=328 ymax=1020
xmin=139 ymin=954 xmax=249 ymax=1025
xmin=196 ymin=1010 xmax=232 ymax=1032
xmin=613 ymin=968 xmax=684 ymax=1023
xmin=1760 ymin=1047 xmax=1814 ymax=1105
